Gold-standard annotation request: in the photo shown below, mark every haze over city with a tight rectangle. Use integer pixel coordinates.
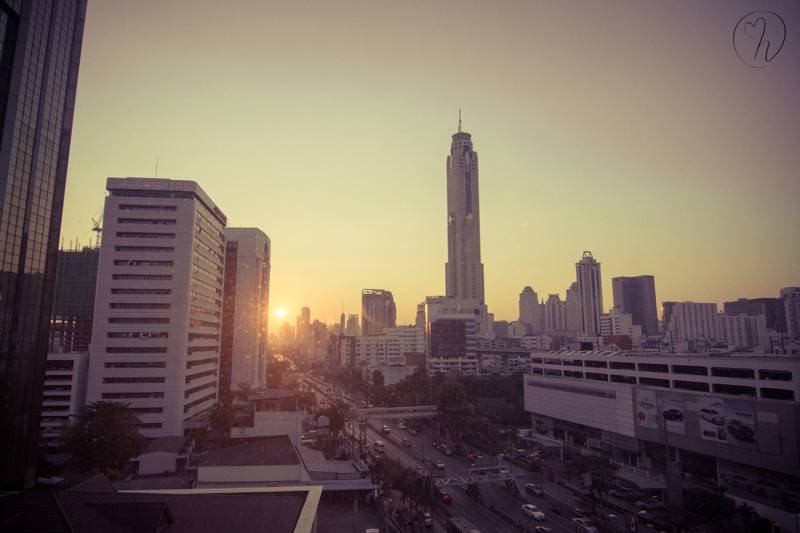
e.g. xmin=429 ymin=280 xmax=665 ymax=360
xmin=60 ymin=0 xmax=800 ymax=327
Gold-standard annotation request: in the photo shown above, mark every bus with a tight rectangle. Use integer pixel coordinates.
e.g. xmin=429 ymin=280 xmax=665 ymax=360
xmin=446 ymin=516 xmax=481 ymax=533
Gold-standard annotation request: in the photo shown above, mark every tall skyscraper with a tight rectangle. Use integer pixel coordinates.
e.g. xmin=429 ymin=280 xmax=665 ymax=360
xmin=544 ymin=294 xmax=567 ymax=332
xmin=362 ymin=289 xmax=396 ymax=336
xmin=445 ymin=114 xmax=485 ymax=302
xmin=220 ymin=228 xmax=271 ymax=398
xmin=0 ymin=0 xmax=87 ymax=489
xmin=519 ymin=286 xmax=542 ymax=334
xmin=415 ymin=302 xmax=426 ymax=331
xmin=576 ymin=251 xmax=603 ymax=336
xmin=781 ymin=287 xmax=800 ymax=339
xmin=565 ymin=282 xmax=581 ymax=334
xmin=86 ymin=178 xmax=227 ymax=438
xmin=49 ymin=246 xmax=100 ymax=353
xmin=611 ymin=275 xmax=658 ymax=336
xmin=345 ymin=313 xmax=361 ymax=336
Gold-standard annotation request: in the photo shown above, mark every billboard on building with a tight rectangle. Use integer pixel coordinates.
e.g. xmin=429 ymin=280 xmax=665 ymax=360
xmin=724 ymin=398 xmax=756 ymax=449
xmin=662 ymin=395 xmax=685 ymax=435
xmin=698 ymin=396 xmax=727 ymax=442
xmin=636 ymin=389 xmax=658 ymax=429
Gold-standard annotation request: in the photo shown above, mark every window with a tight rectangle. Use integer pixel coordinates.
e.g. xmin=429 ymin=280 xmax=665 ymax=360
xmin=107 ymin=332 xmax=168 ymax=339
xmin=104 ymin=362 xmax=167 ymax=369
xmin=711 ymin=367 xmax=755 ymax=379
xmin=531 ymin=357 xmax=543 ymax=364
xmin=712 ymin=383 xmax=757 ymax=397
xmin=112 ymin=274 xmax=172 ymax=281
xmin=111 ymin=288 xmax=171 ymax=295
xmin=187 ymin=345 xmax=218 ymax=354
xmin=544 ymin=358 xmax=562 ymax=365
xmin=563 ymin=359 xmax=584 ymax=367
xmin=114 ymin=246 xmax=174 ymax=253
xmin=43 ymin=395 xmax=72 ymax=402
xmin=138 ymin=423 xmax=163 ymax=429
xmin=564 ymin=370 xmax=584 ymax=379
xmin=46 ymin=360 xmax=74 ymax=371
xmin=110 ymin=303 xmax=171 ymax=309
xmin=759 ymin=369 xmax=792 ymax=381
xmin=585 ymin=372 xmax=609 ymax=382
xmin=609 ymin=361 xmax=635 ymax=370
xmin=131 ymin=407 xmax=165 ymax=414
xmin=638 ymin=363 xmax=669 ymax=373
xmin=117 ymin=218 xmax=176 ymax=225
xmin=531 ymin=367 xmax=543 ymax=375
xmin=188 ymin=333 xmax=218 ymax=341
xmin=584 ymin=360 xmax=608 ymax=368
xmin=672 ymin=365 xmax=708 ymax=376
xmin=102 ymin=392 xmax=164 ymax=399
xmin=544 ymin=369 xmax=563 ymax=377
xmin=639 ymin=377 xmax=670 ymax=388
xmin=119 ymin=204 xmax=177 ymax=212
xmin=109 ymin=317 xmax=170 ymax=324
xmin=103 ymin=377 xmax=166 ymax=384
xmin=113 ymin=259 xmax=174 ymax=267
xmin=105 ymin=347 xmax=167 ymax=354
xmin=184 ymin=392 xmax=216 ymax=412
xmin=186 ymin=369 xmax=217 ymax=383
xmin=761 ymin=388 xmax=794 ymax=401
xmin=185 ymin=380 xmax=216 ymax=397
xmin=673 ymin=380 xmax=709 ymax=392
xmin=186 ymin=357 xmax=217 ymax=369
xmin=116 ymin=231 xmax=176 ymax=239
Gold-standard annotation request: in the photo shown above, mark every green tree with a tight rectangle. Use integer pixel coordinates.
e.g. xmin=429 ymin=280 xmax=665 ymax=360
xmin=436 ymin=379 xmax=472 ymax=441
xmin=60 ymin=401 xmax=144 ymax=477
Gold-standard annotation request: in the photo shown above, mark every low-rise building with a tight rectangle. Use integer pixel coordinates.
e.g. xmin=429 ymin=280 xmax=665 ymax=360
xmin=40 ymin=352 xmax=89 ymax=449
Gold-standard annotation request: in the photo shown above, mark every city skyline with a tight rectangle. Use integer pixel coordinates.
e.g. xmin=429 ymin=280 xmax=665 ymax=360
xmin=58 ymin=0 xmax=799 ymax=329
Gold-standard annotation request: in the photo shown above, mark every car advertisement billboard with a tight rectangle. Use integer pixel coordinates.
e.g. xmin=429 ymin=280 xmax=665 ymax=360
xmin=724 ymin=399 xmax=756 ymax=449
xmin=636 ymin=389 xmax=658 ymax=429
xmin=662 ymin=396 xmax=685 ymax=435
xmin=698 ymin=396 xmax=727 ymax=442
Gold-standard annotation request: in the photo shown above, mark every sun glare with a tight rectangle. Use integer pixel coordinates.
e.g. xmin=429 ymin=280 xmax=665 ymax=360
xmin=275 ymin=308 xmax=287 ymax=319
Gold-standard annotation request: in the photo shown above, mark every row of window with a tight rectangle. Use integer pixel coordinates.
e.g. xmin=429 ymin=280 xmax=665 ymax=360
xmin=187 ymin=345 xmax=218 ymax=354
xmin=116 ymin=231 xmax=176 ymax=239
xmin=105 ymin=347 xmax=167 ymax=353
xmin=535 ymin=359 xmax=793 ymax=381
xmin=186 ymin=369 xmax=217 ymax=384
xmin=103 ymin=377 xmax=166 ymax=384
xmin=187 ymin=357 xmax=217 ymax=369
xmin=111 ymin=288 xmax=171 ymax=295
xmin=117 ymin=218 xmax=176 ymax=225
xmin=115 ymin=246 xmax=174 ymax=253
xmin=45 ymin=360 xmax=74 ymax=371
xmin=185 ymin=379 xmax=216 ymax=398
xmin=109 ymin=317 xmax=170 ymax=324
xmin=102 ymin=391 xmax=165 ymax=399
xmin=118 ymin=204 xmax=177 ymax=212
xmin=113 ymin=259 xmax=174 ymax=267
xmin=108 ymin=331 xmax=169 ymax=339
xmin=104 ymin=362 xmax=167 ymax=369
xmin=110 ymin=302 xmax=171 ymax=309
xmin=112 ymin=274 xmax=173 ymax=281
xmin=184 ymin=392 xmax=216 ymax=413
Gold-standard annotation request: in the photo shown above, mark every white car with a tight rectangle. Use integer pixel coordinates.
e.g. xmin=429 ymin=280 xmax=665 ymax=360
xmin=521 ymin=504 xmax=540 ymax=517
xmin=434 ymin=461 xmax=446 ymax=470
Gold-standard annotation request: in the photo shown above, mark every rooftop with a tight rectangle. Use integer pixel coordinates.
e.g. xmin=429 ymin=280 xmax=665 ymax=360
xmin=141 ymin=436 xmax=186 ymax=455
xmin=199 ymin=436 xmax=299 ymax=467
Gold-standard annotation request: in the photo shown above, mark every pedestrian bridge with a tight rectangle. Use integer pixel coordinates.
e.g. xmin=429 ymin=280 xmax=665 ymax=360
xmin=358 ymin=405 xmax=437 ymax=420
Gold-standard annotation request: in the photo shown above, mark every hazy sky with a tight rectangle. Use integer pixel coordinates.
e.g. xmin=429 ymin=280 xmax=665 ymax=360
xmin=62 ymin=1 xmax=800 ymax=329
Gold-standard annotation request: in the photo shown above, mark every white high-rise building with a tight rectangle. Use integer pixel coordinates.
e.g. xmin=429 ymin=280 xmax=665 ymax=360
xmin=519 ymin=286 xmax=543 ymax=334
xmin=87 ymin=178 xmax=227 ymax=437
xmin=576 ymin=251 xmax=603 ymax=336
xmin=599 ymin=308 xmax=642 ymax=339
xmin=445 ymin=114 xmax=485 ymax=303
xmin=220 ymin=228 xmax=271 ymax=394
xmin=544 ymin=294 xmax=567 ymax=332
xmin=781 ymin=287 xmax=800 ymax=339
xmin=663 ymin=302 xmax=719 ymax=344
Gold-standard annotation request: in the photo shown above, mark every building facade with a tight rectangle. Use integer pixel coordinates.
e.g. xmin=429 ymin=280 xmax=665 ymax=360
xmin=576 ymin=251 xmax=603 ymax=336
xmin=39 ymin=351 xmax=88 ymax=449
xmin=612 ymin=275 xmax=658 ymax=336
xmin=445 ymin=117 xmax=485 ymax=302
xmin=0 ymin=0 xmax=88 ymax=488
xmin=781 ymin=287 xmax=800 ymax=339
xmin=544 ymin=294 xmax=567 ymax=333
xmin=86 ymin=178 xmax=227 ymax=437
xmin=361 ymin=289 xmax=396 ymax=336
xmin=428 ymin=314 xmax=478 ymax=375
xmin=723 ymin=297 xmax=786 ymax=334
xmin=519 ymin=286 xmax=543 ymax=334
xmin=220 ymin=228 xmax=271 ymax=396
xmin=565 ymin=282 xmax=581 ymax=335
xmin=49 ymin=246 xmax=99 ymax=353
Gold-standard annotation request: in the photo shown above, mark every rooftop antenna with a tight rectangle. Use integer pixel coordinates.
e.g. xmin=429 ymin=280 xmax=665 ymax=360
xmin=458 ymin=108 xmax=462 ymax=132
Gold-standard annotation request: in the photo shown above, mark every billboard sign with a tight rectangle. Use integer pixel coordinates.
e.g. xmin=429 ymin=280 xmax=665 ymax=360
xmin=637 ymin=389 xmax=658 ymax=429
xmin=662 ymin=396 xmax=685 ymax=435
xmin=698 ymin=396 xmax=727 ymax=442
xmin=725 ymin=399 xmax=756 ymax=449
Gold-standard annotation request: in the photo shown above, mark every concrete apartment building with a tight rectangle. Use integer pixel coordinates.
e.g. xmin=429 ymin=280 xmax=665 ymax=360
xmin=524 ymin=350 xmax=800 ymax=531
xmin=39 ymin=352 xmax=88 ymax=449
xmin=87 ymin=178 xmax=227 ymax=437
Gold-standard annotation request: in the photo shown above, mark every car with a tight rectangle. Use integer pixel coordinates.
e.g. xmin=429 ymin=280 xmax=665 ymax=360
xmin=574 ymin=507 xmax=591 ymax=519
xmin=727 ymin=420 xmax=755 ymax=441
xmin=437 ymin=489 xmax=452 ymax=504
xmin=435 ymin=460 xmax=446 ymax=470
xmin=421 ymin=510 xmax=432 ymax=527
xmin=398 ymin=422 xmax=407 ymax=430
xmin=521 ymin=504 xmax=540 ymax=517
xmin=572 ymin=518 xmax=599 ymax=533
xmin=662 ymin=408 xmax=683 ymax=421
xmin=408 ymin=428 xmax=419 ymax=436
xmin=467 ymin=452 xmax=478 ymax=462
xmin=381 ymin=425 xmax=391 ymax=435
xmin=525 ymin=483 xmax=543 ymax=496
xmin=443 ymin=447 xmax=454 ymax=457
xmin=533 ymin=527 xmax=552 ymax=533
xmin=700 ymin=408 xmax=725 ymax=426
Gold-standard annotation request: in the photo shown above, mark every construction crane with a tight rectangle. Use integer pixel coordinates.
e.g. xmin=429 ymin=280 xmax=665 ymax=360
xmin=91 ymin=207 xmax=103 ymax=248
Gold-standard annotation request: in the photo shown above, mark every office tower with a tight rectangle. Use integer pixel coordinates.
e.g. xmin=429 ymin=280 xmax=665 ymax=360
xmin=612 ymin=275 xmax=658 ymax=336
xmin=361 ymin=289 xmax=396 ymax=336
xmin=0 ymin=0 xmax=87 ymax=489
xmin=544 ymin=294 xmax=567 ymax=332
xmin=662 ymin=302 xmax=718 ymax=343
xmin=565 ymin=282 xmax=581 ymax=334
xmin=339 ymin=312 xmax=346 ymax=335
xmin=781 ymin=287 xmax=800 ymax=339
xmin=722 ymin=298 xmax=786 ymax=334
xmin=415 ymin=302 xmax=426 ymax=331
xmin=428 ymin=314 xmax=479 ymax=375
xmin=39 ymin=352 xmax=88 ymax=449
xmin=86 ymin=178 xmax=227 ymax=438
xmin=445 ymin=115 xmax=485 ymax=302
xmin=492 ymin=320 xmax=509 ymax=339
xmin=519 ymin=286 xmax=543 ymax=334
xmin=49 ymin=246 xmax=100 ymax=353
xmin=296 ymin=307 xmax=311 ymax=349
xmin=220 ymin=228 xmax=271 ymax=398
xmin=345 ymin=313 xmax=361 ymax=336
xmin=575 ymin=251 xmax=603 ymax=336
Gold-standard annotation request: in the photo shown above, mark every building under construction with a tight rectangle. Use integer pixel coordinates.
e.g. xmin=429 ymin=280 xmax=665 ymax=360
xmin=48 ymin=246 xmax=100 ymax=353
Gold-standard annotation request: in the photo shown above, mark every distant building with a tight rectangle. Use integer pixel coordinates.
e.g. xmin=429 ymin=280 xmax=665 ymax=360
xmin=296 ymin=307 xmax=311 ymax=349
xmin=220 ymin=228 xmax=271 ymax=397
xmin=428 ymin=314 xmax=478 ymax=375
xmin=87 ymin=178 xmax=227 ymax=438
xmin=415 ymin=302 xmax=426 ymax=331
xmin=780 ymin=287 xmax=800 ymax=339
xmin=544 ymin=294 xmax=567 ymax=332
xmin=723 ymin=297 xmax=786 ymax=333
xmin=519 ymin=286 xmax=542 ymax=334
xmin=565 ymin=282 xmax=581 ymax=334
xmin=612 ymin=275 xmax=658 ymax=336
xmin=576 ymin=251 xmax=603 ymax=336
xmin=492 ymin=320 xmax=509 ymax=339
xmin=49 ymin=247 xmax=100 ymax=354
xmin=39 ymin=352 xmax=89 ymax=449
xmin=507 ymin=321 xmax=528 ymax=338
xmin=345 ymin=313 xmax=361 ymax=336
xmin=663 ymin=302 xmax=718 ymax=344
xmin=361 ymin=289 xmax=396 ymax=336
xmin=599 ymin=308 xmax=642 ymax=341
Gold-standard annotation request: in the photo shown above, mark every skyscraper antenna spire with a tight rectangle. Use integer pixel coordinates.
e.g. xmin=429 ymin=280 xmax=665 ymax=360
xmin=458 ymin=108 xmax=462 ymax=132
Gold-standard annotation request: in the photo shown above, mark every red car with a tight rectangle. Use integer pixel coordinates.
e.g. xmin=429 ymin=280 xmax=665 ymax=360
xmin=437 ymin=489 xmax=452 ymax=504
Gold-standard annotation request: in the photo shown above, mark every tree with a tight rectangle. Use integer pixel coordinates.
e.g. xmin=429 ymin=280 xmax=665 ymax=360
xmin=372 ymin=369 xmax=385 ymax=389
xmin=209 ymin=399 xmax=234 ymax=436
xmin=60 ymin=401 xmax=144 ymax=477
xmin=436 ymin=379 xmax=472 ymax=441
xmin=565 ymin=454 xmax=619 ymax=512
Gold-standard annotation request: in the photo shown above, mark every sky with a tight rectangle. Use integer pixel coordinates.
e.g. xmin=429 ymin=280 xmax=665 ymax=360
xmin=61 ymin=0 xmax=800 ymax=330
